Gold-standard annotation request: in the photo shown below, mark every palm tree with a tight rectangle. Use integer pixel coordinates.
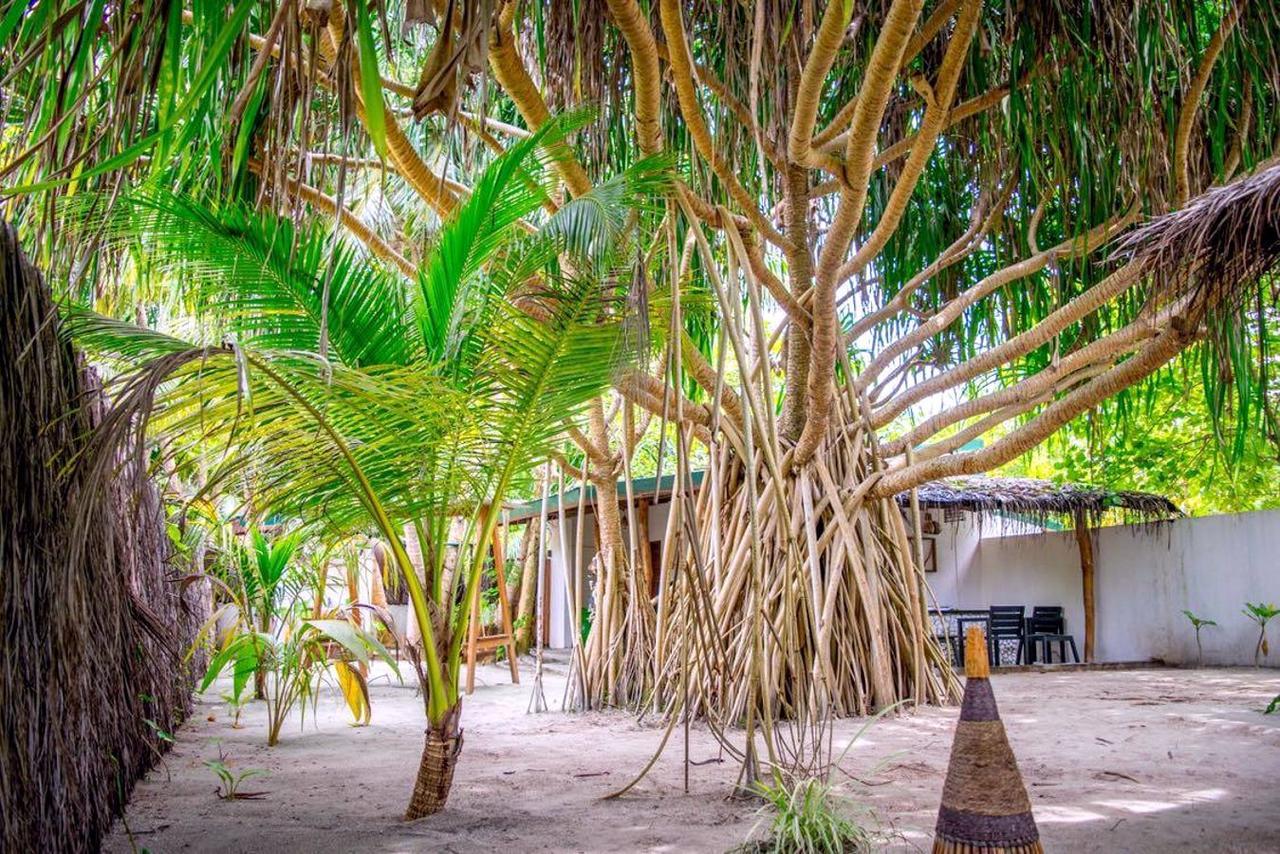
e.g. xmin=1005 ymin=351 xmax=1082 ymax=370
xmin=65 ymin=122 xmax=669 ymax=816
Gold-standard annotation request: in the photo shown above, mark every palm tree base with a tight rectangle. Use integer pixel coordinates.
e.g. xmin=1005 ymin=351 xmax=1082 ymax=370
xmin=404 ymin=723 xmax=463 ymax=819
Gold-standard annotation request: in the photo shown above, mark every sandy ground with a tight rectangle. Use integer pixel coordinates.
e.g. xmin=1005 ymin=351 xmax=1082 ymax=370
xmin=104 ymin=656 xmax=1280 ymax=853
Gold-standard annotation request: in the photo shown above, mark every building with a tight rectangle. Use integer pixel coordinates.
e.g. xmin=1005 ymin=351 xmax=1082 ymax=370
xmin=505 ymin=474 xmax=1280 ymax=667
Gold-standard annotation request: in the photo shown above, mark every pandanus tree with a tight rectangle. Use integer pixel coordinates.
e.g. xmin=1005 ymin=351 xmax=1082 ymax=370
xmin=42 ymin=121 xmax=666 ymax=814
xmin=5 ymin=0 xmax=1280 ymax=783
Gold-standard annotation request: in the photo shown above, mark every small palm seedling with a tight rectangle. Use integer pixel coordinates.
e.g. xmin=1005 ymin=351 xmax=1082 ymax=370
xmin=194 ymin=523 xmax=400 ymax=745
xmin=1243 ymin=602 xmax=1279 ymax=667
xmin=1182 ymin=610 xmax=1218 ymax=665
xmin=1266 ymin=695 xmax=1279 ymax=715
xmin=204 ymin=748 xmax=267 ymax=801
xmin=220 ymin=691 xmax=248 ymax=729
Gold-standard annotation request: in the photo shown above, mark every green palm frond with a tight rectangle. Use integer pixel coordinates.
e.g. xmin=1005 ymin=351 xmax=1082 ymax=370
xmin=76 ymin=190 xmax=418 ymax=367
xmin=414 ymin=119 xmax=564 ymax=366
xmin=541 ymin=152 xmax=673 ymax=267
xmin=65 ymin=306 xmax=470 ymax=534
xmin=245 ymin=527 xmax=303 ymax=606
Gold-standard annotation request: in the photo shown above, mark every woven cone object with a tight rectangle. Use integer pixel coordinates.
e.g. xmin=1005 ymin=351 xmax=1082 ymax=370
xmin=932 ymin=627 xmax=1043 ymax=854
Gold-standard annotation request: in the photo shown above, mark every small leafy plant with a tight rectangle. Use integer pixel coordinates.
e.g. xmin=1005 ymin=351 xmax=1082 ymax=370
xmin=744 ymin=775 xmax=874 ymax=854
xmin=1265 ymin=695 xmax=1278 ymax=715
xmin=737 ymin=704 xmax=900 ymax=853
xmin=220 ymin=691 xmax=248 ymax=729
xmin=1181 ymin=610 xmax=1217 ymax=665
xmin=194 ymin=524 xmax=400 ymax=745
xmin=142 ymin=717 xmax=175 ymax=745
xmin=1242 ymin=602 xmax=1279 ymax=667
xmin=204 ymin=748 xmax=268 ymax=800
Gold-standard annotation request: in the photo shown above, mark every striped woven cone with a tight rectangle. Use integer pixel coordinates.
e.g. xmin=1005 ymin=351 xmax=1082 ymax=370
xmin=932 ymin=626 xmax=1043 ymax=854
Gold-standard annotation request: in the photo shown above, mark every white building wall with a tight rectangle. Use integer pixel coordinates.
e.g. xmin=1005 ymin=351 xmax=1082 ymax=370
xmin=546 ymin=521 xmax=596 ymax=649
xmin=969 ymin=510 xmax=1280 ymax=666
xmin=923 ymin=511 xmax=982 ymax=606
xmin=542 ymin=500 xmax=670 ymax=648
xmin=546 ymin=527 xmax=572 ymax=649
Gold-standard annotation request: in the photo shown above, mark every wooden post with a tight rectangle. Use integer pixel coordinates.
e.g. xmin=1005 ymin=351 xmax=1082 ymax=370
xmin=636 ymin=498 xmax=653 ymax=598
xmin=964 ymin=626 xmax=990 ymax=678
xmin=491 ymin=522 xmax=520 ymax=684
xmin=466 ymin=556 xmax=481 ymax=693
xmin=465 ymin=506 xmax=521 ymax=694
xmin=1074 ymin=509 xmax=1096 ymax=663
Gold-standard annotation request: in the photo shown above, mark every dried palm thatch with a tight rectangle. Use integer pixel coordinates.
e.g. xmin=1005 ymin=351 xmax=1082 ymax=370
xmin=898 ymin=476 xmax=1182 ymax=528
xmin=0 ymin=222 xmax=207 ymax=852
xmin=1123 ymin=161 xmax=1280 ymax=316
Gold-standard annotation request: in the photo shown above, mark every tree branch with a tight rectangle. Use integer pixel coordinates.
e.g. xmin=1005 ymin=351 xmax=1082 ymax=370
xmin=881 ymin=302 xmax=1186 ymax=456
xmin=606 ymin=0 xmax=663 ymax=155
xmin=790 ymin=0 xmax=859 ymax=170
xmin=872 ymin=320 xmax=1197 ymax=495
xmin=871 ymin=254 xmax=1147 ymax=428
xmin=1174 ymin=3 xmax=1241 ymax=206
xmin=658 ymin=0 xmax=786 ymax=246
xmin=859 ymin=208 xmax=1136 ymax=399
xmin=489 ymin=1 xmax=592 ymax=198
xmin=796 ymin=0 xmax=926 ymax=465
xmin=835 ymin=0 xmax=981 ymax=284
xmin=251 ymin=158 xmax=416 ymax=277
xmin=325 ymin=6 xmax=459 ymax=217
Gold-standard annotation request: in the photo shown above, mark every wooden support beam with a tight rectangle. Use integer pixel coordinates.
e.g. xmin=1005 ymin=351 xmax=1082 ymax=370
xmin=492 ymin=522 xmax=521 ymax=685
xmin=466 ymin=506 xmax=521 ymax=694
xmin=466 ymin=560 xmax=481 ymax=693
xmin=1074 ymin=509 xmax=1096 ymax=663
xmin=636 ymin=498 xmax=654 ymax=599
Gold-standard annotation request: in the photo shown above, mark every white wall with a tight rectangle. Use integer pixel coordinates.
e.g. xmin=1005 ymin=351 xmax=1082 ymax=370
xmin=921 ymin=512 xmax=1041 ymax=608
xmin=967 ymin=510 xmax=1280 ymax=666
xmin=923 ymin=511 xmax=982 ymax=606
xmin=546 ymin=522 xmax=595 ymax=649
xmin=542 ymin=501 xmax=669 ymax=648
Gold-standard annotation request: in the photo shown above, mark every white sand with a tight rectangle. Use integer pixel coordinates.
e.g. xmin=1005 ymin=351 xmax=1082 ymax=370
xmin=105 ymin=655 xmax=1280 ymax=853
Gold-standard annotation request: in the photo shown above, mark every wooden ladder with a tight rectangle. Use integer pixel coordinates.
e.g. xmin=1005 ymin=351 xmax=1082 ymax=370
xmin=465 ymin=507 xmax=520 ymax=694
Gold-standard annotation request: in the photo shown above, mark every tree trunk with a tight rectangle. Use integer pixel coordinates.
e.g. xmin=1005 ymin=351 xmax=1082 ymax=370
xmin=1074 ymin=510 xmax=1096 ymax=663
xmin=254 ymin=612 xmax=270 ymax=700
xmin=585 ymin=474 xmax=626 ymax=703
xmin=404 ymin=707 xmax=463 ymax=820
xmin=778 ymin=164 xmax=813 ymax=441
xmin=650 ymin=405 xmax=957 ymax=730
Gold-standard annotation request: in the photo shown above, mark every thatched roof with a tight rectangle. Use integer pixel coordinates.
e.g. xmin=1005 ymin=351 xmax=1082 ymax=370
xmin=897 ymin=476 xmax=1180 ymax=524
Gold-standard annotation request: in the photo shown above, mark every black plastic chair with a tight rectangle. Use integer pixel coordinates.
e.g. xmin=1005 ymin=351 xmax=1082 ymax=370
xmin=988 ymin=605 xmax=1027 ymax=666
xmin=1026 ymin=606 xmax=1080 ymax=663
xmin=1030 ymin=606 xmax=1065 ymax=634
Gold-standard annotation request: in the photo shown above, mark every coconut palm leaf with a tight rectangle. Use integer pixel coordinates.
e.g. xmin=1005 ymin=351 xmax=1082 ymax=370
xmin=69 ymin=190 xmax=418 ymax=368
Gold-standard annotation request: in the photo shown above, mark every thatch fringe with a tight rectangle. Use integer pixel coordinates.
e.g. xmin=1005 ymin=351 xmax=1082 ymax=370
xmin=0 ymin=222 xmax=207 ymax=852
xmin=896 ymin=475 xmax=1181 ymax=528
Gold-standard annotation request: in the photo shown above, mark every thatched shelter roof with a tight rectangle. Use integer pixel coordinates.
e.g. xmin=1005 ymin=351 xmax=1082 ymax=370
xmin=896 ymin=476 xmax=1181 ymax=525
